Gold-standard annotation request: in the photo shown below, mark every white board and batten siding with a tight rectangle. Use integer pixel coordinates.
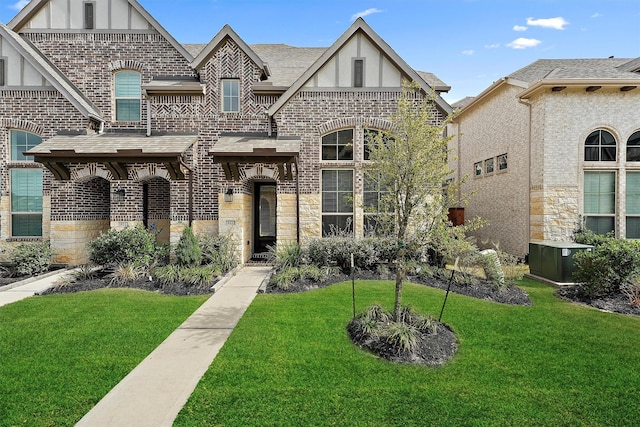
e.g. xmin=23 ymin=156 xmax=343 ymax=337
xmin=305 ymin=32 xmax=402 ymax=89
xmin=25 ymin=0 xmax=150 ymax=31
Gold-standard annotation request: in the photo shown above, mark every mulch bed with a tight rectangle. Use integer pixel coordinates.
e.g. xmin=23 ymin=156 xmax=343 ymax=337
xmin=39 ymin=269 xmax=219 ymax=297
xmin=266 ymin=269 xmax=533 ymax=306
xmin=556 ymin=286 xmax=640 ymax=317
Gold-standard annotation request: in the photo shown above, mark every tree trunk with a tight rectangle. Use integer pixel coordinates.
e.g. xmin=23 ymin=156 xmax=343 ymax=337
xmin=393 ymin=245 xmax=406 ymax=322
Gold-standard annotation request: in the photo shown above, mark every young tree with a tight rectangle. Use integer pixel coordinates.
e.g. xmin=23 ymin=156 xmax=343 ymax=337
xmin=364 ymin=81 xmax=461 ymax=322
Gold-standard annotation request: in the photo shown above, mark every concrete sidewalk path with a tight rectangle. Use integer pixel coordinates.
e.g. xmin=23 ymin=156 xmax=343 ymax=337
xmin=75 ymin=266 xmax=271 ymax=427
xmin=0 ymin=269 xmax=71 ymax=308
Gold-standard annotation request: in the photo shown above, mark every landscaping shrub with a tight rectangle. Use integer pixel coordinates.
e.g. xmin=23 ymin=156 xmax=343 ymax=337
xmin=109 ymin=262 xmax=146 ymax=286
xmin=153 ymin=264 xmax=180 ymax=287
xmin=9 ymin=241 xmax=53 ymax=277
xmin=621 ymin=281 xmax=640 ymax=307
xmin=178 ymin=265 xmax=219 ymax=287
xmin=199 ymin=234 xmax=238 ymax=272
xmin=306 ymin=236 xmax=396 ymax=271
xmin=269 ymin=242 xmax=304 ymax=270
xmin=573 ymin=237 xmax=640 ymax=298
xmin=88 ymin=225 xmax=161 ymax=267
xmin=573 ymin=228 xmax=613 ymax=247
xmin=175 ymin=226 xmax=202 ymax=267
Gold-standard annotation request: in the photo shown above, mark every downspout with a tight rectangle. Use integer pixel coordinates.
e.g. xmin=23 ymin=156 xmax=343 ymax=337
xmin=146 ymin=98 xmax=152 ymax=137
xmin=180 ymin=159 xmax=194 ymax=227
xmin=518 ymin=97 xmax=533 ymax=248
xmin=295 ymin=156 xmax=300 ymax=244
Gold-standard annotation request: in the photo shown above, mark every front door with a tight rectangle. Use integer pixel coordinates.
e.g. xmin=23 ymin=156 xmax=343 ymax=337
xmin=254 ymin=183 xmax=277 ymax=254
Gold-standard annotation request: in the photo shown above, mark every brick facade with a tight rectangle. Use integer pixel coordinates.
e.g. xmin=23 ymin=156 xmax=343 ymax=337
xmin=0 ymin=2 xmax=450 ymax=264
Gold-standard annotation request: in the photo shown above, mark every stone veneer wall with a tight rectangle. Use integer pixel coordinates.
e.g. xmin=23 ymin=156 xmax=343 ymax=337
xmin=531 ymin=88 xmax=640 ymax=240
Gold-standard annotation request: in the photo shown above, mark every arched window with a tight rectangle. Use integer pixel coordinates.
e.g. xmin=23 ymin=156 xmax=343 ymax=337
xmin=585 ymin=129 xmax=616 ymax=161
xmin=114 ymin=71 xmax=141 ymax=121
xmin=9 ymin=130 xmax=43 ymax=237
xmin=626 ymin=131 xmax=640 ymax=161
xmin=322 ymin=129 xmax=353 ymax=161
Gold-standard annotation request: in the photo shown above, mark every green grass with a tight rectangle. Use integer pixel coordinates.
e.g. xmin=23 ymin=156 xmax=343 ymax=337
xmin=175 ymin=279 xmax=640 ymax=426
xmin=0 ymin=289 xmax=208 ymax=427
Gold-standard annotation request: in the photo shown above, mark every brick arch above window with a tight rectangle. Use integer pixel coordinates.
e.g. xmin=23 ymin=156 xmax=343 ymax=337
xmin=72 ymin=164 xmax=114 ymax=182
xmin=316 ymin=117 xmax=393 ymax=135
xmin=2 ymin=119 xmax=43 ymax=136
xmin=108 ymin=60 xmax=144 ymax=72
xmin=131 ymin=165 xmax=171 ymax=182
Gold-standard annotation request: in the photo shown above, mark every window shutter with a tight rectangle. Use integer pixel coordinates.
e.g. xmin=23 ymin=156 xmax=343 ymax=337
xmin=354 ymin=59 xmax=364 ymax=87
xmin=84 ymin=2 xmax=94 ymax=29
xmin=0 ymin=58 xmax=4 ymax=86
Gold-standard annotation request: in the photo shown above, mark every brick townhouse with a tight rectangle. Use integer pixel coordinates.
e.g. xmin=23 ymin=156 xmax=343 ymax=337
xmin=450 ymin=57 xmax=640 ymax=257
xmin=0 ymin=0 xmax=452 ymax=264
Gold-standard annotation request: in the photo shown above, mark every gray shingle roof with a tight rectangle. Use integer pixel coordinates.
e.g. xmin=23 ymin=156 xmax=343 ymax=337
xmin=509 ymin=58 xmax=640 ymax=82
xmin=27 ymin=133 xmax=197 ymax=156
xmin=182 ymin=42 xmax=449 ymax=90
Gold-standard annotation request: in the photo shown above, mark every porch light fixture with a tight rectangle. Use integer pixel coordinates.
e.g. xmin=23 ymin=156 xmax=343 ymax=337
xmin=224 ymin=187 xmax=234 ymax=203
xmin=112 ymin=188 xmax=125 ymax=202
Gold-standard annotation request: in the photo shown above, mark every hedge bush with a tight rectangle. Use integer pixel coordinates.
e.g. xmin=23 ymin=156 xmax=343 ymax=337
xmin=88 ymin=225 xmax=162 ymax=267
xmin=573 ymin=237 xmax=640 ymax=298
xmin=10 ymin=241 xmax=54 ymax=277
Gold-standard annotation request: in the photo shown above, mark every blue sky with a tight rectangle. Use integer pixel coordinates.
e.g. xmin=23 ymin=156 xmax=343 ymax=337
xmin=2 ymin=0 xmax=639 ymax=103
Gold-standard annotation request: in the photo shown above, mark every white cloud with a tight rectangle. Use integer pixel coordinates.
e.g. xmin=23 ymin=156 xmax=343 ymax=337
xmin=351 ymin=8 xmax=382 ymax=21
xmin=484 ymin=43 xmax=501 ymax=49
xmin=526 ymin=17 xmax=569 ymax=30
xmin=513 ymin=25 xmax=528 ymax=32
xmin=592 ymin=13 xmax=603 ymax=18
xmin=507 ymin=38 xmax=542 ymax=49
xmin=462 ymin=50 xmax=474 ymax=56
xmin=10 ymin=0 xmax=30 ymax=10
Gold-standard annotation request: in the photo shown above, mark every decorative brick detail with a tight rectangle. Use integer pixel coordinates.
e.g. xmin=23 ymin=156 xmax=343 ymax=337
xmin=108 ymin=59 xmax=145 ymax=72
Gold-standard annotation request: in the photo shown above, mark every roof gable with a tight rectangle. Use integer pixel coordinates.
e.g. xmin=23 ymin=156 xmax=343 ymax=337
xmin=191 ymin=25 xmax=269 ymax=78
xmin=0 ymin=23 xmax=102 ymax=122
xmin=7 ymin=0 xmax=192 ymax=62
xmin=267 ymin=18 xmax=452 ymax=116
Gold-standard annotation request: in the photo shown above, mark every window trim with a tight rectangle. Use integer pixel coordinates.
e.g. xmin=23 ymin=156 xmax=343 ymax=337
xmin=474 ymin=161 xmax=483 ymax=177
xmin=353 ymin=58 xmax=365 ymax=88
xmin=321 ymin=169 xmax=354 ymax=236
xmin=0 ymin=57 xmax=5 ymax=86
xmin=626 ymin=130 xmax=640 ymax=162
xmin=497 ymin=153 xmax=508 ymax=171
xmin=83 ymin=1 xmax=95 ymax=30
xmin=221 ymin=79 xmax=240 ymax=113
xmin=583 ymin=170 xmax=616 ymax=235
xmin=584 ymin=129 xmax=617 ymax=162
xmin=321 ymin=129 xmax=354 ymax=162
xmin=484 ymin=157 xmax=495 ymax=174
xmin=114 ymin=70 xmax=141 ymax=122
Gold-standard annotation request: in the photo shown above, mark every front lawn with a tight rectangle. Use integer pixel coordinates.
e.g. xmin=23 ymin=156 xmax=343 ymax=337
xmin=0 ymin=289 xmax=208 ymax=427
xmin=175 ymin=279 xmax=640 ymax=426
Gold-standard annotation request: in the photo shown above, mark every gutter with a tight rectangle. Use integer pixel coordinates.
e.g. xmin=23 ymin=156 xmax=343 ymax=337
xmin=518 ymin=97 xmax=533 ymax=248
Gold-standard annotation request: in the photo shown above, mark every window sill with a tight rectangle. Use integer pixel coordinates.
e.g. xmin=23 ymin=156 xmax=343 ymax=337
xmin=7 ymin=237 xmax=43 ymax=242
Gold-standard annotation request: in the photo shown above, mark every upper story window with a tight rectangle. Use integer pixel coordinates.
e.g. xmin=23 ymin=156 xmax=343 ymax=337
xmin=84 ymin=2 xmax=95 ymax=30
xmin=364 ymin=128 xmax=393 ymax=161
xmin=11 ymin=130 xmax=41 ymax=161
xmin=626 ymin=131 xmax=640 ymax=161
xmin=353 ymin=59 xmax=364 ymax=88
xmin=222 ymin=79 xmax=240 ymax=112
xmin=474 ymin=161 xmax=483 ymax=177
xmin=114 ymin=71 xmax=141 ymax=122
xmin=322 ymin=129 xmax=353 ymax=161
xmin=498 ymin=153 xmax=508 ymax=171
xmin=485 ymin=158 xmax=495 ymax=174
xmin=0 ymin=58 xmax=5 ymax=86
xmin=585 ymin=129 xmax=616 ymax=161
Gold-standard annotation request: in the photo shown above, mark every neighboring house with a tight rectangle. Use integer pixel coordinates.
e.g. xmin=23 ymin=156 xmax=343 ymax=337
xmin=450 ymin=58 xmax=640 ymax=257
xmin=0 ymin=0 xmax=452 ymax=264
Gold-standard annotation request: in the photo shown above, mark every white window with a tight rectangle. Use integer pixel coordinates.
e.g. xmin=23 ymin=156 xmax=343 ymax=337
xmin=626 ymin=172 xmax=640 ymax=238
xmin=222 ymin=79 xmax=240 ymax=112
xmin=322 ymin=129 xmax=353 ymax=161
xmin=10 ymin=130 xmax=43 ymax=237
xmin=322 ymin=169 xmax=353 ymax=236
xmin=114 ymin=71 xmax=141 ymax=122
xmin=584 ymin=171 xmax=615 ymax=235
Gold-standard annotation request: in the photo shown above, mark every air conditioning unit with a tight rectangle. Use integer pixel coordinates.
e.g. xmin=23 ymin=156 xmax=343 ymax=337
xmin=528 ymin=241 xmax=593 ymax=284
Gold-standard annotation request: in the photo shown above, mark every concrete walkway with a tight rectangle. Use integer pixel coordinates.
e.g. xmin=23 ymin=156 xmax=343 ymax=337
xmin=0 ymin=268 xmax=71 ymax=308
xmin=75 ymin=266 xmax=271 ymax=427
